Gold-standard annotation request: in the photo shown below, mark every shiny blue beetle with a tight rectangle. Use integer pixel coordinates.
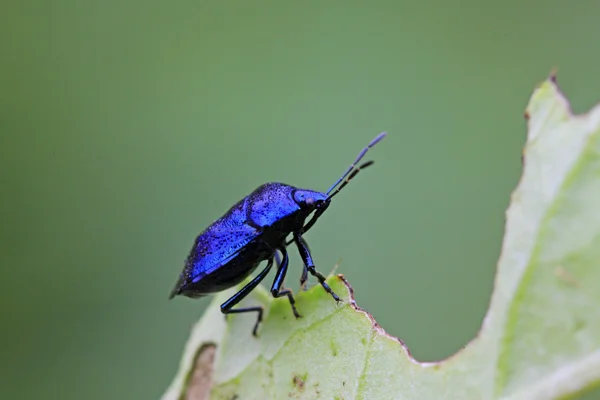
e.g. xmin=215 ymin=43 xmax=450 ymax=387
xmin=169 ymin=132 xmax=386 ymax=335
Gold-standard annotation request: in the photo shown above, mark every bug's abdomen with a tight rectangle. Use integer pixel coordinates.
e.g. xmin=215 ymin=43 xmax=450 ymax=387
xmin=170 ymin=197 xmax=269 ymax=298
xmin=183 ymin=239 xmax=271 ymax=295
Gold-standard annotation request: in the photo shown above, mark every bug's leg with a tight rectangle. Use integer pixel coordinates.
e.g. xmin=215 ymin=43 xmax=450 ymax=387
xmin=297 ymin=240 xmax=310 ymax=291
xmin=279 ymin=239 xmax=308 ymax=291
xmin=298 ymin=202 xmax=329 ymax=237
xmin=270 ymin=247 xmax=301 ymax=318
xmin=298 ymin=236 xmax=312 ymax=290
xmin=299 ymin=264 xmax=309 ymax=292
xmin=285 ymin=202 xmax=330 ymax=246
xmin=294 ymin=233 xmax=340 ymax=302
xmin=274 ymin=248 xmax=283 ymax=270
xmin=220 ymin=258 xmax=274 ymax=336
xmin=275 ymin=248 xmax=301 ymax=291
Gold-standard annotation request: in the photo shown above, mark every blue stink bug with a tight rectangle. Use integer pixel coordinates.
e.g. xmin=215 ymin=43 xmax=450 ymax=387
xmin=169 ymin=132 xmax=386 ymax=335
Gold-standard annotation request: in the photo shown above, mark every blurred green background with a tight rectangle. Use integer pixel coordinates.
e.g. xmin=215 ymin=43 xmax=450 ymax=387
xmin=2 ymin=1 xmax=599 ymax=399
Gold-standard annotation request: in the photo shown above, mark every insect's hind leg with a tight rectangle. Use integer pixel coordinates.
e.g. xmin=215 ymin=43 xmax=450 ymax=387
xmin=270 ymin=247 xmax=301 ymax=319
xmin=220 ymin=258 xmax=274 ymax=336
xmin=294 ymin=233 xmax=340 ymax=302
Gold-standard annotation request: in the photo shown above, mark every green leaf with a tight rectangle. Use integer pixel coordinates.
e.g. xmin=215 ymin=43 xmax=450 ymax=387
xmin=162 ymin=75 xmax=600 ymax=400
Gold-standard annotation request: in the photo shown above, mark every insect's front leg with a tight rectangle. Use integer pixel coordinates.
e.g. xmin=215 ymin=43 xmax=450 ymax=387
xmin=299 ymin=202 xmax=328 ymax=236
xmin=285 ymin=203 xmax=330 ymax=247
xmin=293 ymin=233 xmax=340 ymax=302
xmin=270 ymin=247 xmax=301 ymax=319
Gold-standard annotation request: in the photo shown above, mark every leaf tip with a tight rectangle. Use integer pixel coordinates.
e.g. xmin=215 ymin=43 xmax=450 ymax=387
xmin=549 ymin=66 xmax=559 ymax=83
xmin=525 ymin=70 xmax=573 ymax=142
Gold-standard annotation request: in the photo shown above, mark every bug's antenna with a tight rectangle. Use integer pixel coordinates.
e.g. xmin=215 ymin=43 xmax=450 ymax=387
xmin=325 ymin=131 xmax=387 ymax=198
xmin=284 ymin=131 xmax=387 ymax=246
xmin=327 ymin=160 xmax=374 ymax=200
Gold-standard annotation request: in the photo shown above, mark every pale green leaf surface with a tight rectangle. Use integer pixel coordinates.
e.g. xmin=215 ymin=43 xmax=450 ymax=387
xmin=163 ymin=77 xmax=600 ymax=400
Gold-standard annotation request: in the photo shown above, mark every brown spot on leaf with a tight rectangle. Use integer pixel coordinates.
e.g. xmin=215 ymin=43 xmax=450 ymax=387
xmin=292 ymin=374 xmax=306 ymax=391
xmin=184 ymin=343 xmax=216 ymax=400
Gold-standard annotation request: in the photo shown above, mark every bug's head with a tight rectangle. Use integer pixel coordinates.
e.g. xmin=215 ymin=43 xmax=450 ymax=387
xmin=292 ymin=189 xmax=329 ymax=211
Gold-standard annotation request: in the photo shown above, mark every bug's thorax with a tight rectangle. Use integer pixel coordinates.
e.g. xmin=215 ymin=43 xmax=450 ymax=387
xmin=244 ymin=183 xmax=325 ymax=229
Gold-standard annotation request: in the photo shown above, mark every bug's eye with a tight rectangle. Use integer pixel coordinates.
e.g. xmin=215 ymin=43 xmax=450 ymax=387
xmin=306 ymin=197 xmax=315 ymax=206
